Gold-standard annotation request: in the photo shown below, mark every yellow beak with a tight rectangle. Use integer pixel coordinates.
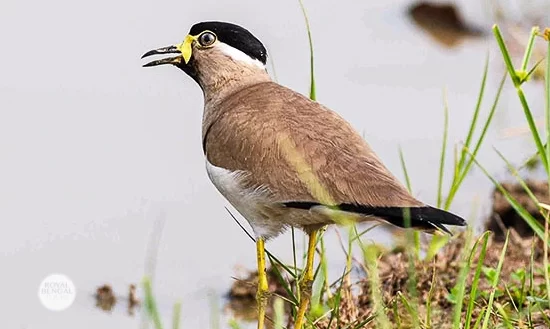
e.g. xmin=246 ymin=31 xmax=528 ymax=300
xmin=176 ymin=35 xmax=197 ymax=64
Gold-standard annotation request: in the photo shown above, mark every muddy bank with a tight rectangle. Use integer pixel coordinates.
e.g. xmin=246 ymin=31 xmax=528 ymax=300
xmin=227 ymin=231 xmax=549 ymax=328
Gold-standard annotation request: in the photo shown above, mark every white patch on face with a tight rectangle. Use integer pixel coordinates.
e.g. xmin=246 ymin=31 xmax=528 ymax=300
xmin=205 ymin=160 xmax=284 ymax=238
xmin=214 ymin=42 xmax=266 ymax=70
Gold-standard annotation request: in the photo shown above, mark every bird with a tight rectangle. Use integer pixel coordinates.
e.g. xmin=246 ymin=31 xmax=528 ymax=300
xmin=141 ymin=21 xmax=467 ymax=329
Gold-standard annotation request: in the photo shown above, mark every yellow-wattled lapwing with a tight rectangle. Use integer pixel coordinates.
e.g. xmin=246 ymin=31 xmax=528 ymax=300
xmin=142 ymin=21 xmax=466 ymax=329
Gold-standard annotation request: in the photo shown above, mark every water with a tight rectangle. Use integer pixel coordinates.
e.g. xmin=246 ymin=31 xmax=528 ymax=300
xmin=1 ymin=0 xmax=547 ymax=328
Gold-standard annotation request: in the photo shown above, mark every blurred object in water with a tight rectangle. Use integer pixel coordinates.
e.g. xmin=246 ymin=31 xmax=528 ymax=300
xmin=95 ymin=284 xmax=116 ymax=312
xmin=408 ymin=2 xmax=484 ymax=48
xmin=94 ymin=283 xmax=140 ymax=315
xmin=226 ymin=266 xmax=292 ymax=324
xmin=128 ymin=284 xmax=140 ymax=316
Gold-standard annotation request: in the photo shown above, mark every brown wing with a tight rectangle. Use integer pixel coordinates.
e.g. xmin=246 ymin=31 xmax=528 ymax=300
xmin=203 ymin=81 xmax=423 ymax=208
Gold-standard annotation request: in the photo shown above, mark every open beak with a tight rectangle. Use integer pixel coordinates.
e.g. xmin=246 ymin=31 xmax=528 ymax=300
xmin=141 ymin=45 xmax=182 ymax=67
xmin=141 ymin=35 xmax=196 ymax=67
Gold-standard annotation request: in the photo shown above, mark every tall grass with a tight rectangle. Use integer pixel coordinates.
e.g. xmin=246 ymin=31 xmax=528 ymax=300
xmin=469 ymin=26 xmax=550 ymax=243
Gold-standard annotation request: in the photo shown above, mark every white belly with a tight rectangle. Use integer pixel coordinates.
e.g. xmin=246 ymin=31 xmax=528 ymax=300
xmin=205 ymin=160 xmax=286 ymax=238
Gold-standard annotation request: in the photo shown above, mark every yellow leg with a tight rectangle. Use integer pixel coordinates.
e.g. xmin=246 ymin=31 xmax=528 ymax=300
xmin=256 ymin=238 xmax=269 ymax=329
xmin=294 ymin=230 xmax=318 ymax=329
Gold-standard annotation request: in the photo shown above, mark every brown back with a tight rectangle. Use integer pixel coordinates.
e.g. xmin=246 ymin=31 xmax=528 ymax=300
xmin=203 ymin=81 xmax=423 ymax=208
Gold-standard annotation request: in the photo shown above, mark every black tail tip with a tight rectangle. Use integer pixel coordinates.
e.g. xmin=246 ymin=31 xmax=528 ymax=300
xmin=434 ymin=207 xmax=467 ymax=226
xmin=424 ymin=207 xmax=467 ymax=235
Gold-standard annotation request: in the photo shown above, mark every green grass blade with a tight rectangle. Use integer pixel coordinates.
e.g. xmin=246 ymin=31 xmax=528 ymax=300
xmin=310 ymin=262 xmax=326 ymax=319
xmin=398 ymin=292 xmax=421 ymax=329
xmin=398 ymin=147 xmax=413 ymax=192
xmin=403 ymin=208 xmax=420 ymax=329
xmin=520 ymin=27 xmax=540 ymax=72
xmin=465 ymin=232 xmax=491 ymax=329
xmin=298 ymin=0 xmax=316 ymax=101
xmin=492 ymin=25 xmax=520 ymax=87
xmin=320 ymin=234 xmax=333 ymax=300
xmin=457 ymin=54 xmax=489 ymax=172
xmin=398 ymin=148 xmax=422 ymax=255
xmin=481 ymin=231 xmax=510 ymax=329
xmin=364 ymin=244 xmax=391 ymax=329
xmin=426 ymin=260 xmax=436 ymax=327
xmin=528 ymin=237 xmax=535 ymax=326
xmin=172 ymin=301 xmax=182 ymax=329
xmin=503 ymin=283 xmax=520 ymax=314
xmin=495 ymin=148 xmax=541 ymax=203
xmin=517 ymin=87 xmax=549 ymax=169
xmin=437 ymin=89 xmax=449 ymax=208
xmin=295 ymin=1 xmax=316 ymax=308
xmin=472 ymin=307 xmax=487 ymax=329
xmin=466 ymin=150 xmax=545 ymax=238
xmin=266 ymin=253 xmax=299 ymax=306
xmin=451 ymin=230 xmax=475 ymax=328
xmin=445 ymin=73 xmax=506 ymax=209
xmin=345 ymin=226 xmax=354 ymax=283
xmin=461 ymin=72 xmax=505 ymax=173
xmin=291 ymin=227 xmax=298 ymax=278
xmin=327 ymin=267 xmax=348 ymax=329
xmin=491 ymin=25 xmax=548 ymax=169
xmin=273 ymin=297 xmax=285 ymax=329
xmin=290 ymin=227 xmax=299 ymax=276
xmin=350 ymin=224 xmax=381 ymax=243
xmin=349 ymin=314 xmax=377 ymax=329
xmin=453 ymin=144 xmax=459 ymax=183
xmin=462 ymin=72 xmax=505 ymax=170
xmin=495 ymin=303 xmax=515 ymax=329
xmin=393 ymin=299 xmax=402 ymax=329
xmin=143 ymin=276 xmax=164 ymax=329
xmin=536 ymin=303 xmax=550 ymax=326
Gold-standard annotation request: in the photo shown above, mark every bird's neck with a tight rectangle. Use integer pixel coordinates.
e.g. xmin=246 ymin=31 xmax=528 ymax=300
xmin=197 ymin=62 xmax=271 ymax=105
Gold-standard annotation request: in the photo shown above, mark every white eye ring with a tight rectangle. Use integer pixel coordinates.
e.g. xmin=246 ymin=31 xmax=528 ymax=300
xmin=198 ymin=31 xmax=217 ymax=47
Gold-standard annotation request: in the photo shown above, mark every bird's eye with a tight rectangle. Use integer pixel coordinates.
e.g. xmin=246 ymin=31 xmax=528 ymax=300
xmin=198 ymin=31 xmax=217 ymax=47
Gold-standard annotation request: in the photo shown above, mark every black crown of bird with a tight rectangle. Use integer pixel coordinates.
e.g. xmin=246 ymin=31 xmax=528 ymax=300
xmin=142 ymin=21 xmax=467 ymax=329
